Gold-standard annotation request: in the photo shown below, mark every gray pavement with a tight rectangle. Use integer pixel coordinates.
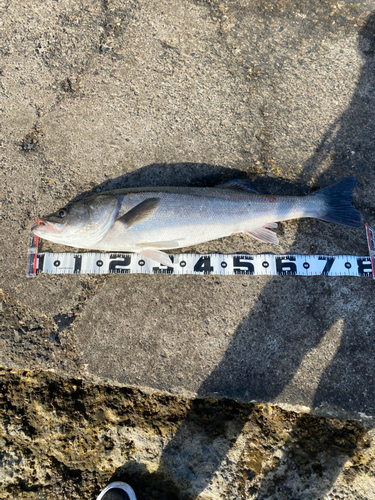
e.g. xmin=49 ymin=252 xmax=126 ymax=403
xmin=2 ymin=0 xmax=375 ymax=497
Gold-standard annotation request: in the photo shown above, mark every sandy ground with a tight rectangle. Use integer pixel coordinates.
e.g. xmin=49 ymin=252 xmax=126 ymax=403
xmin=1 ymin=0 xmax=375 ymax=498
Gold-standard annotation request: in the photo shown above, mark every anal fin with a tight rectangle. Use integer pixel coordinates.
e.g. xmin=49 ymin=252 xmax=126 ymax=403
xmin=245 ymin=225 xmax=279 ymax=244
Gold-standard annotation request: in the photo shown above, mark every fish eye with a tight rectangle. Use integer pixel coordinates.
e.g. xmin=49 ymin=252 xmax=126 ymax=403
xmin=58 ymin=208 xmax=68 ymax=218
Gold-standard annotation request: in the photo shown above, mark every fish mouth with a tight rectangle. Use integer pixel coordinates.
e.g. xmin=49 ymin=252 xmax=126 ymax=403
xmin=31 ymin=218 xmax=66 ymax=234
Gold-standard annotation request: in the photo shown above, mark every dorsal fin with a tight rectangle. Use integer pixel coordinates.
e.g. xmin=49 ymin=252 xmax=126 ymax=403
xmin=215 ymin=179 xmax=258 ymax=193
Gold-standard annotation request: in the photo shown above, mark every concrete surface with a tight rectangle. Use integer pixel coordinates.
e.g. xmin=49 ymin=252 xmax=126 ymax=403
xmin=2 ymin=0 xmax=375 ymax=498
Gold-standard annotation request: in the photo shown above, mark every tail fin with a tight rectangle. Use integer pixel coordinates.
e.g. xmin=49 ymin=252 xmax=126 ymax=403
xmin=315 ymin=177 xmax=362 ymax=228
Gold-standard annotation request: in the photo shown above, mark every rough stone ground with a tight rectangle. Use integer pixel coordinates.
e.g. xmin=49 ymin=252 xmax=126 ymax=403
xmin=1 ymin=0 xmax=375 ymax=498
xmin=1 ymin=367 xmax=375 ymax=500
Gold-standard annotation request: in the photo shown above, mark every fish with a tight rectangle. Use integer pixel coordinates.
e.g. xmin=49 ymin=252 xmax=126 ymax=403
xmin=32 ymin=177 xmax=362 ymax=266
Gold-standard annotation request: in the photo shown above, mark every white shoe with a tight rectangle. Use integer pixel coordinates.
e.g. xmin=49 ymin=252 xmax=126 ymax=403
xmin=96 ymin=481 xmax=137 ymax=500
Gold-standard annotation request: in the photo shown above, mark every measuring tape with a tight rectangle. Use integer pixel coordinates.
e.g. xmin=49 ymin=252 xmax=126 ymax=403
xmin=27 ymin=223 xmax=375 ymax=278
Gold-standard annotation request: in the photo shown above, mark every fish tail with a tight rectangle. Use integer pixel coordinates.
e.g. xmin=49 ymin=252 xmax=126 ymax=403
xmin=314 ymin=176 xmax=362 ymax=228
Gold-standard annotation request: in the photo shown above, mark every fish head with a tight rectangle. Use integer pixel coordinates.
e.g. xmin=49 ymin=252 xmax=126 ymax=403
xmin=32 ymin=195 xmax=119 ymax=247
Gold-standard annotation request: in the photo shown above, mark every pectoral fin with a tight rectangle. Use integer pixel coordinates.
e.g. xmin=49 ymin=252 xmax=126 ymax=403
xmin=245 ymin=225 xmax=279 ymax=244
xmin=118 ymin=198 xmax=160 ymax=228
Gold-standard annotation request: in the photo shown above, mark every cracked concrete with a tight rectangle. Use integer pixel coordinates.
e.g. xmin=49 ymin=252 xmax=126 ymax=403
xmin=1 ymin=0 xmax=375 ymax=498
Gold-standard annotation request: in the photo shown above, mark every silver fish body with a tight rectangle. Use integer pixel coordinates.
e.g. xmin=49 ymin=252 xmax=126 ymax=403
xmin=32 ymin=178 xmax=361 ymax=265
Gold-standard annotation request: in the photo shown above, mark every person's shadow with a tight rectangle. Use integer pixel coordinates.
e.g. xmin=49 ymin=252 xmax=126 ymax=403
xmin=101 ymin=14 xmax=375 ymax=500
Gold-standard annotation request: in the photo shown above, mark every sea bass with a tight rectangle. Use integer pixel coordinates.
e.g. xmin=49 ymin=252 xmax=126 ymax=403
xmin=32 ymin=177 xmax=361 ymax=265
